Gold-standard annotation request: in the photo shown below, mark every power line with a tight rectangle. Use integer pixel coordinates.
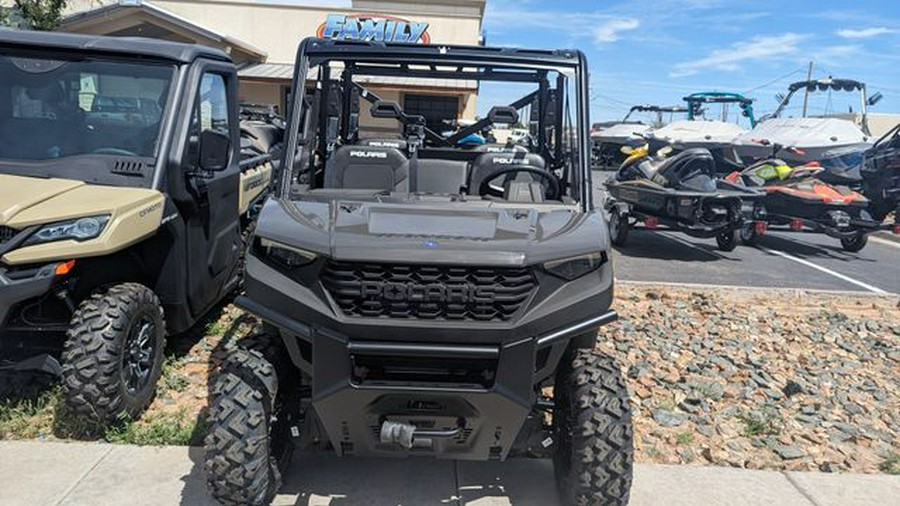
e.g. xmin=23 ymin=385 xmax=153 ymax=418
xmin=742 ymin=67 xmax=806 ymax=95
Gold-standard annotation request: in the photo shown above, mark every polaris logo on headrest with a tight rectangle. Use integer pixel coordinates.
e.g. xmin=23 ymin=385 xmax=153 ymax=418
xmin=350 ymin=151 xmax=388 ymax=159
xmin=368 ymin=141 xmax=401 ymax=148
xmin=493 ymin=157 xmax=528 ymax=165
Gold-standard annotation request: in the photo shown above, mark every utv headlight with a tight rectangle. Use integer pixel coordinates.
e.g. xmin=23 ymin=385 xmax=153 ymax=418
xmin=259 ymin=238 xmax=317 ymax=269
xmin=543 ymin=252 xmax=606 ymax=280
xmin=24 ymin=215 xmax=110 ymax=246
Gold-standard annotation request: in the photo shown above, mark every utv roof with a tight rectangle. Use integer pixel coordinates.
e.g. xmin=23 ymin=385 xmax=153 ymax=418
xmin=0 ymin=29 xmax=230 ymax=64
xmin=298 ymin=38 xmax=585 ymax=68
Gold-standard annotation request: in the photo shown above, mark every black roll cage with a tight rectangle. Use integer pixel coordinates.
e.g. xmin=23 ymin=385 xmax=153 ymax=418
xmin=279 ymin=38 xmax=594 ymax=210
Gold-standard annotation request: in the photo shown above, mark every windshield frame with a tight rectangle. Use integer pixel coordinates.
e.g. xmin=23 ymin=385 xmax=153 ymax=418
xmin=280 ymin=38 xmax=593 ymax=211
xmin=0 ymin=46 xmax=178 ymax=186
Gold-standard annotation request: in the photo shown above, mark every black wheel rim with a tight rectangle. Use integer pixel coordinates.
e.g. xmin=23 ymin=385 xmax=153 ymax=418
xmin=121 ymin=315 xmax=157 ymax=395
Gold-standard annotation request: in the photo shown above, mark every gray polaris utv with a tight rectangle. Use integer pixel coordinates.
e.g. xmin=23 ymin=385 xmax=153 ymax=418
xmin=205 ymin=38 xmax=632 ymax=506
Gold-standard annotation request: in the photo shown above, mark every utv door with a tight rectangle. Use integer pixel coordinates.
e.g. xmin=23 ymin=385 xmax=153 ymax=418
xmin=176 ymin=63 xmax=242 ymax=317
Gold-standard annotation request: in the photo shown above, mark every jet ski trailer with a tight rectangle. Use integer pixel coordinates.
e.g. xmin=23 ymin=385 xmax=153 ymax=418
xmin=591 ymin=105 xmax=688 ymax=169
xmin=732 ymin=78 xmax=881 ymax=165
xmin=605 ymin=146 xmax=764 ymax=251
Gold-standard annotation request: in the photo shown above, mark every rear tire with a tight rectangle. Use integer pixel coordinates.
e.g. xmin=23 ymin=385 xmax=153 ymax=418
xmin=740 ymin=224 xmax=760 ymax=246
xmin=840 ymin=234 xmax=867 ymax=252
xmin=60 ymin=283 xmax=165 ymax=427
xmin=608 ymin=208 xmax=629 ymax=247
xmin=716 ymin=228 xmax=738 ymax=251
xmin=553 ymin=348 xmax=633 ymax=506
xmin=205 ymin=338 xmax=291 ymax=506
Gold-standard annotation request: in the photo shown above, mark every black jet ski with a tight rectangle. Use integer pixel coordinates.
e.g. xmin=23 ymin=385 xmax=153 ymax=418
xmin=861 ymin=123 xmax=900 ymax=225
xmin=604 ymin=139 xmax=764 ymax=251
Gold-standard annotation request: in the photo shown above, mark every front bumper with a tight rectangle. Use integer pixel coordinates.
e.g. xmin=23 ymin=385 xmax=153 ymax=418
xmin=238 ymin=255 xmax=616 ymax=460
xmin=0 ymin=263 xmax=57 ymax=331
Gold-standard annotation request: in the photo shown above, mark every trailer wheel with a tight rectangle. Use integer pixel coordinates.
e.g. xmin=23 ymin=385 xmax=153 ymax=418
xmin=553 ymin=348 xmax=633 ymax=506
xmin=740 ymin=224 xmax=760 ymax=246
xmin=716 ymin=229 xmax=738 ymax=251
xmin=608 ymin=208 xmax=629 ymax=247
xmin=60 ymin=283 xmax=165 ymax=427
xmin=840 ymin=234 xmax=868 ymax=252
xmin=205 ymin=341 xmax=292 ymax=506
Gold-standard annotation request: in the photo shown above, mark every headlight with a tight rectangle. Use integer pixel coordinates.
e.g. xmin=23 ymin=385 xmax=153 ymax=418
xmin=24 ymin=215 xmax=110 ymax=246
xmin=543 ymin=252 xmax=606 ymax=280
xmin=259 ymin=238 xmax=317 ymax=269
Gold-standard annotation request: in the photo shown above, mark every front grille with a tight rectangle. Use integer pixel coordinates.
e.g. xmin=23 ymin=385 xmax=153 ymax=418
xmin=0 ymin=226 xmax=17 ymax=245
xmin=321 ymin=262 xmax=536 ymax=322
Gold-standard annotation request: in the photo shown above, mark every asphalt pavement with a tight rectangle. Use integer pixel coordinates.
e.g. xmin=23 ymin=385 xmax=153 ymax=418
xmin=592 ymin=171 xmax=900 ymax=294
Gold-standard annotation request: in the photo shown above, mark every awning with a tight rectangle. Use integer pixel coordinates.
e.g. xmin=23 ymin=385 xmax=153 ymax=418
xmin=239 ymin=63 xmax=478 ymax=91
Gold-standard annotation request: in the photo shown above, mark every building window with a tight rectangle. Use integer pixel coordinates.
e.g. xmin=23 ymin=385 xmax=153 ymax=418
xmin=403 ymin=94 xmax=459 ymax=133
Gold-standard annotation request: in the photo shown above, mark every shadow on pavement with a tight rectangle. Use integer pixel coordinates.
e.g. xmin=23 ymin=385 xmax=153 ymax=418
xmin=612 ymin=230 xmax=737 ymax=263
xmin=754 ymin=233 xmax=876 ymax=262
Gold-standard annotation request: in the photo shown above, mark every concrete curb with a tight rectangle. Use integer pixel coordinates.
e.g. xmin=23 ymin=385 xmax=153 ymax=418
xmin=0 ymin=441 xmax=897 ymax=506
xmin=615 ymin=279 xmax=899 ymax=298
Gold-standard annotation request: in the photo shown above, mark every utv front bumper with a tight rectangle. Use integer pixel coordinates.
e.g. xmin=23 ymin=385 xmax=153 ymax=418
xmin=237 ymin=255 xmax=615 ymax=460
xmin=0 ymin=263 xmax=57 ymax=331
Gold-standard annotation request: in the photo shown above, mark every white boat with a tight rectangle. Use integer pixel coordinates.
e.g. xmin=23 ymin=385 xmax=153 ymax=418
xmin=591 ymin=105 xmax=687 ymax=169
xmin=732 ymin=78 xmax=881 ymax=165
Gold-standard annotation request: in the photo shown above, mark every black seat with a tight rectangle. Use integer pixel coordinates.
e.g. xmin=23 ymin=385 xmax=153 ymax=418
xmin=468 ymin=152 xmax=547 ymax=192
xmin=324 ymin=145 xmax=409 ymax=191
xmin=651 ymin=148 xmax=717 ymax=192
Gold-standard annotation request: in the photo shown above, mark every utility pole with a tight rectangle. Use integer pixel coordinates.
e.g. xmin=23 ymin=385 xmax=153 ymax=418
xmin=801 ymin=61 xmax=814 ymax=117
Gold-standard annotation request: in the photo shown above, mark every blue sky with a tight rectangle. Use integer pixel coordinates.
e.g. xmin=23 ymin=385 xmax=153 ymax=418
xmin=481 ymin=0 xmax=900 ymax=122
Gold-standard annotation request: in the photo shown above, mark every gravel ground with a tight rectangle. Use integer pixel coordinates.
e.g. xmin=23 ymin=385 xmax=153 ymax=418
xmin=603 ymin=283 xmax=899 ymax=474
xmin=1 ymin=283 xmax=898 ymax=474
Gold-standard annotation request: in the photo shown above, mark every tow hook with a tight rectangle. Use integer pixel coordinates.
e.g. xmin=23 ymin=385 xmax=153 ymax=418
xmin=380 ymin=420 xmax=464 ymax=449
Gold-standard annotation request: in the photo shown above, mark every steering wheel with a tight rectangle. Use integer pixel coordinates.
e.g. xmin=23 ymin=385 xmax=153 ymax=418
xmin=92 ymin=147 xmax=139 ymax=156
xmin=477 ymin=167 xmax=561 ymax=200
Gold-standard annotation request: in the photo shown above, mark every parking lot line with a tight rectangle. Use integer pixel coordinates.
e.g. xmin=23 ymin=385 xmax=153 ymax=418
xmin=870 ymin=235 xmax=900 ymax=249
xmin=758 ymin=246 xmax=889 ymax=294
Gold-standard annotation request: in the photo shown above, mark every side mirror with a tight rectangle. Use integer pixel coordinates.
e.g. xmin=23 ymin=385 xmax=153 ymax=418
xmin=868 ymin=92 xmax=883 ymax=106
xmin=370 ymin=100 xmax=402 ymax=119
xmin=487 ymin=106 xmax=519 ymax=125
xmin=199 ymin=129 xmax=230 ymax=171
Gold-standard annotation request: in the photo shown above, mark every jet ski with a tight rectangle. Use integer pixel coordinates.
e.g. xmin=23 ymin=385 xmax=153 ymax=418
xmin=604 ymin=138 xmax=764 ymax=251
xmin=732 ymin=78 xmax=880 ymax=167
xmin=726 ymin=158 xmax=883 ymax=252
xmin=591 ymin=105 xmax=688 ymax=169
xmin=861 ymin=123 xmax=900 ymax=226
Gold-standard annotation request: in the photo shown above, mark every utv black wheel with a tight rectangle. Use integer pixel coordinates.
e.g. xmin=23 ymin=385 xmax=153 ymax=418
xmin=61 ymin=283 xmax=165 ymax=427
xmin=840 ymin=234 xmax=868 ymax=252
xmin=608 ymin=208 xmax=629 ymax=247
xmin=715 ymin=229 xmax=738 ymax=251
xmin=553 ymin=348 xmax=633 ymax=506
xmin=740 ymin=224 xmax=760 ymax=246
xmin=205 ymin=344 xmax=291 ymax=506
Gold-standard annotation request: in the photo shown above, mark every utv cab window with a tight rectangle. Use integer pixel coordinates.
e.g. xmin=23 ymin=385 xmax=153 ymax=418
xmin=185 ymin=72 xmax=232 ymax=172
xmin=0 ymin=51 xmax=173 ymax=161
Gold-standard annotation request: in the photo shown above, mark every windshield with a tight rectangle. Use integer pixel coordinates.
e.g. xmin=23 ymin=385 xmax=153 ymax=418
xmin=283 ymin=44 xmax=588 ymax=207
xmin=0 ymin=50 xmax=174 ymax=161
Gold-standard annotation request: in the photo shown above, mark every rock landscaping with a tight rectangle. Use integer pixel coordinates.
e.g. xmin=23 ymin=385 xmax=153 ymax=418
xmin=1 ymin=283 xmax=897 ymax=474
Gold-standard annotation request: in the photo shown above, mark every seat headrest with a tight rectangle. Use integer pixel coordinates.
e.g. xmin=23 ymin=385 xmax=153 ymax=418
xmin=473 ymin=143 xmax=528 ymax=153
xmin=325 ymin=145 xmax=409 ymax=191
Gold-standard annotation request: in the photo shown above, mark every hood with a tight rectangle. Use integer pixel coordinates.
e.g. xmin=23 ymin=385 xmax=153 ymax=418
xmin=255 ymin=198 xmax=607 ymax=266
xmin=653 ymin=120 xmax=746 ymax=146
xmin=0 ymin=174 xmax=85 ymax=226
xmin=733 ymin=117 xmax=872 ymax=150
xmin=0 ymin=174 xmax=162 ymax=228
